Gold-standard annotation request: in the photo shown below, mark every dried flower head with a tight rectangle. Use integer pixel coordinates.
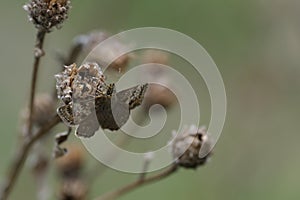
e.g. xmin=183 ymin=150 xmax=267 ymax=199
xmin=55 ymin=62 xmax=148 ymax=137
xmin=143 ymin=83 xmax=177 ymax=109
xmin=56 ymin=144 xmax=85 ymax=179
xmin=59 ymin=179 xmax=87 ymax=200
xmin=56 ymin=144 xmax=87 ymax=200
xmin=23 ymin=0 xmax=71 ymax=32
xmin=141 ymin=49 xmax=169 ymax=66
xmin=140 ymin=50 xmax=176 ymax=109
xmin=21 ymin=93 xmax=56 ymax=135
xmin=171 ymin=125 xmax=212 ymax=169
xmin=76 ymin=31 xmax=132 ymax=71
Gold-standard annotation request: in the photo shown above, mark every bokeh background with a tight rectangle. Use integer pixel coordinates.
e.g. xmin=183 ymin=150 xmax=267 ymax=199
xmin=1 ymin=0 xmax=300 ymax=199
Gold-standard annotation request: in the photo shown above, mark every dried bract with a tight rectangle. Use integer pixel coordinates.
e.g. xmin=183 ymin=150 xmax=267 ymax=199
xmin=23 ymin=0 xmax=71 ymax=32
xmin=53 ymin=129 xmax=72 ymax=158
xmin=171 ymin=125 xmax=212 ymax=169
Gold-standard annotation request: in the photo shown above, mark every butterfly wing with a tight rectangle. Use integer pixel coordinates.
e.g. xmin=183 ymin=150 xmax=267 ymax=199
xmin=116 ymin=84 xmax=148 ymax=109
xmin=75 ymin=110 xmax=100 ymax=138
xmin=96 ymin=83 xmax=148 ymax=130
xmin=57 ymin=104 xmax=76 ymax=126
xmin=94 ymin=95 xmax=123 ymax=131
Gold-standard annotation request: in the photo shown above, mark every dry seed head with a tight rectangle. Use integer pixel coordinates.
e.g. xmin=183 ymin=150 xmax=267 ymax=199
xmin=78 ymin=31 xmax=132 ymax=71
xmin=75 ymin=31 xmax=109 ymax=51
xmin=72 ymin=63 xmax=106 ymax=100
xmin=55 ymin=63 xmax=106 ymax=104
xmin=143 ymin=83 xmax=176 ymax=109
xmin=171 ymin=125 xmax=212 ymax=169
xmin=140 ymin=50 xmax=176 ymax=109
xmin=23 ymin=0 xmax=71 ymax=32
xmin=141 ymin=49 xmax=169 ymax=66
xmin=56 ymin=144 xmax=85 ymax=179
xmin=59 ymin=179 xmax=87 ymax=200
xmin=21 ymin=93 xmax=56 ymax=132
xmin=55 ymin=63 xmax=77 ymax=104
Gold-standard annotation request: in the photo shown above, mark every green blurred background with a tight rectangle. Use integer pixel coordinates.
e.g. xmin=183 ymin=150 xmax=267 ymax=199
xmin=1 ymin=0 xmax=300 ymax=199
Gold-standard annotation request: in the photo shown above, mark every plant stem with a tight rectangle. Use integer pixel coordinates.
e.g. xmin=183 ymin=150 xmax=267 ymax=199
xmin=27 ymin=30 xmax=46 ymax=137
xmin=95 ymin=164 xmax=178 ymax=200
xmin=0 ymin=115 xmax=61 ymax=200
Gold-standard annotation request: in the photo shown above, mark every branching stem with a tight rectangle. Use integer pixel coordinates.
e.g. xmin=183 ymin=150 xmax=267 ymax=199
xmin=95 ymin=164 xmax=178 ymax=200
xmin=0 ymin=115 xmax=61 ymax=200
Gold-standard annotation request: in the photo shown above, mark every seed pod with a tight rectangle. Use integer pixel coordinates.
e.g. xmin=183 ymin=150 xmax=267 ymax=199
xmin=171 ymin=125 xmax=212 ymax=169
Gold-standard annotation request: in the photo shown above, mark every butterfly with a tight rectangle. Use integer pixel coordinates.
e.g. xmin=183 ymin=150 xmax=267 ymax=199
xmin=57 ymin=83 xmax=148 ymax=138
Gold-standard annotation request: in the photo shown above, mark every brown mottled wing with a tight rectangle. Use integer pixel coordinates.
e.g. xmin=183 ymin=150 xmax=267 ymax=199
xmin=116 ymin=84 xmax=148 ymax=109
xmin=57 ymin=101 xmax=94 ymax=126
xmin=75 ymin=110 xmax=100 ymax=138
xmin=91 ymin=83 xmax=148 ymax=131
xmin=96 ymin=83 xmax=148 ymax=130
xmin=72 ymin=100 xmax=95 ymax=124
xmin=57 ymin=104 xmax=75 ymax=126
xmin=94 ymin=95 xmax=124 ymax=131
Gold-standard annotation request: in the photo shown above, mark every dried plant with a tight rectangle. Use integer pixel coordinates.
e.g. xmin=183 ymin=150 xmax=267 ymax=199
xmin=171 ymin=125 xmax=212 ymax=169
xmin=0 ymin=1 xmax=214 ymax=200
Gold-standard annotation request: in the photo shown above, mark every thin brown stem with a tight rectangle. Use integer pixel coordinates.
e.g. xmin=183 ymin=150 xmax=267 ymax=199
xmin=0 ymin=115 xmax=61 ymax=200
xmin=95 ymin=164 xmax=178 ymax=200
xmin=27 ymin=30 xmax=46 ymax=137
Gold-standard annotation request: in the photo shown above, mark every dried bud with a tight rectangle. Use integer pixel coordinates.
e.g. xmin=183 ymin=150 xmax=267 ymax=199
xmin=21 ymin=94 xmax=56 ymax=135
xmin=31 ymin=153 xmax=49 ymax=176
xmin=140 ymin=50 xmax=176 ymax=109
xmin=75 ymin=31 xmax=109 ymax=51
xmin=143 ymin=83 xmax=176 ymax=109
xmin=56 ymin=144 xmax=87 ymax=200
xmin=171 ymin=125 xmax=212 ymax=169
xmin=30 ymin=144 xmax=51 ymax=200
xmin=59 ymin=179 xmax=87 ymax=200
xmin=141 ymin=49 xmax=169 ymax=66
xmin=23 ymin=0 xmax=71 ymax=32
xmin=77 ymin=31 xmax=132 ymax=71
xmin=56 ymin=144 xmax=85 ymax=179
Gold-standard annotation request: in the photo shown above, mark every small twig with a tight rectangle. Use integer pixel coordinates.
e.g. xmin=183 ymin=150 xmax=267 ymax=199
xmin=28 ymin=30 xmax=47 ymax=137
xmin=139 ymin=152 xmax=154 ymax=181
xmin=0 ymin=114 xmax=61 ymax=200
xmin=95 ymin=164 xmax=178 ymax=200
